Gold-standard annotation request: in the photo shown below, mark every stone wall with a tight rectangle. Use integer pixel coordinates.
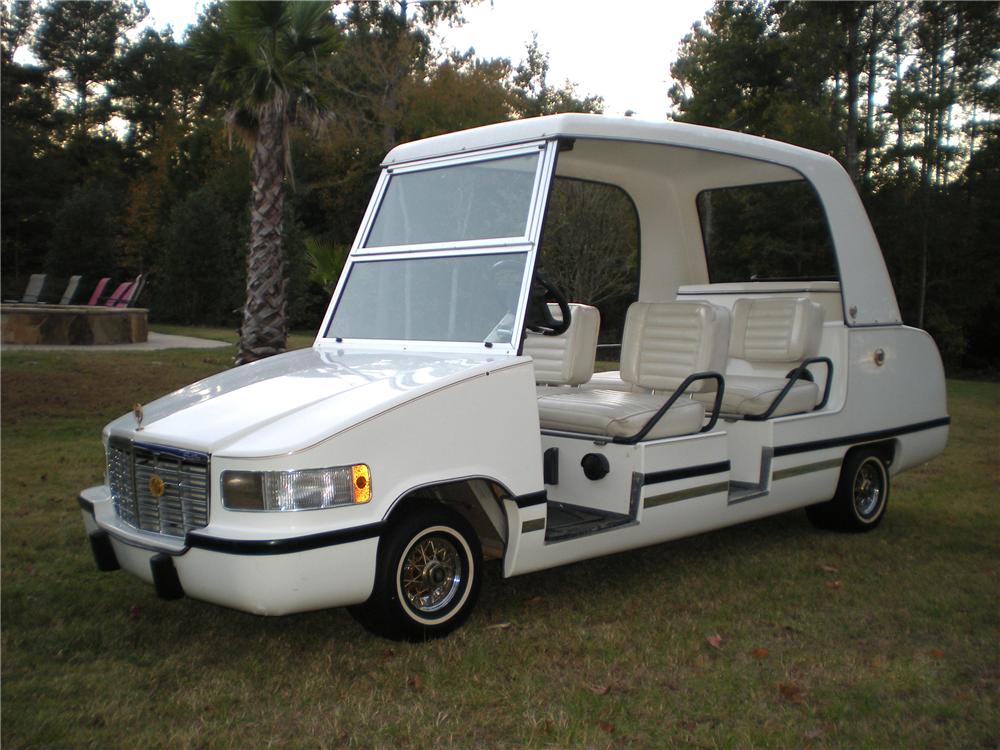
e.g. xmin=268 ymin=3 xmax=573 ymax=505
xmin=1 ymin=305 xmax=148 ymax=345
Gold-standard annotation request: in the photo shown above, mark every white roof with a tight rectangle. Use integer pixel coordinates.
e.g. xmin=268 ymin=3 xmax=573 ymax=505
xmin=383 ymin=113 xmax=836 ymax=174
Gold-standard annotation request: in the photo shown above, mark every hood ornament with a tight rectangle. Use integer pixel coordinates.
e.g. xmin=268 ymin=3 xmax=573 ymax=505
xmin=133 ymin=402 xmax=144 ymax=431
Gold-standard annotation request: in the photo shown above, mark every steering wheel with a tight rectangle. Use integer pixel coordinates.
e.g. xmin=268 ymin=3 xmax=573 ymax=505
xmin=525 ymin=273 xmax=572 ymax=336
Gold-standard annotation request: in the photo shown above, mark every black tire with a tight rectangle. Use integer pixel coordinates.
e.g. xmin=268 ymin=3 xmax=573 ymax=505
xmin=804 ymin=498 xmax=839 ymax=529
xmin=350 ymin=505 xmax=482 ymax=641
xmin=805 ymin=449 xmax=890 ymax=533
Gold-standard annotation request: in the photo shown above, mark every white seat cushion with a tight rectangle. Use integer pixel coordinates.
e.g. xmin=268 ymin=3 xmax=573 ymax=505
xmin=535 ymin=384 xmax=572 ymax=398
xmin=581 ymin=370 xmax=645 ymax=393
xmin=538 ymin=389 xmax=705 ymax=440
xmin=730 ymin=297 xmax=823 ymax=362
xmin=694 ymin=374 xmax=819 ymax=417
xmin=620 ymin=301 xmax=730 ymax=393
xmin=524 ymin=304 xmax=600 ymax=386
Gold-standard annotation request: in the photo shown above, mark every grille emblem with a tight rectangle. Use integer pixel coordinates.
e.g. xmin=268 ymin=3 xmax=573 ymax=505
xmin=148 ymin=474 xmax=166 ymax=498
xmin=133 ymin=403 xmax=144 ymax=431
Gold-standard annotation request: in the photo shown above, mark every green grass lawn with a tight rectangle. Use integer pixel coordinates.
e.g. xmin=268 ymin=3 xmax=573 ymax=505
xmin=2 ymin=338 xmax=997 ymax=749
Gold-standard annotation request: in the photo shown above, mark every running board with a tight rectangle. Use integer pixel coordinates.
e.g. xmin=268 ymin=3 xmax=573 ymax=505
xmin=544 ymin=501 xmax=633 ymax=543
xmin=727 ymin=447 xmax=773 ymax=505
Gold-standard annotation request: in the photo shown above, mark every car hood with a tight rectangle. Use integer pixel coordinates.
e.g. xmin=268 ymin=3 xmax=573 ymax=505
xmin=106 ymin=346 xmax=517 ymax=457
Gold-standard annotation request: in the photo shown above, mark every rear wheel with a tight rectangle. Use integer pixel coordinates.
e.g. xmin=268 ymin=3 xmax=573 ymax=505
xmin=806 ymin=449 xmax=890 ymax=532
xmin=351 ymin=505 xmax=482 ymax=641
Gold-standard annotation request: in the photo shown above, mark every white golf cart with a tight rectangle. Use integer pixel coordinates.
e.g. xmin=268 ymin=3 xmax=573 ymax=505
xmin=79 ymin=115 xmax=949 ymax=640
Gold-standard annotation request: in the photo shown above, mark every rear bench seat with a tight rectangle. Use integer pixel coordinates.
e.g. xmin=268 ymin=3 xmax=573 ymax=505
xmin=693 ymin=296 xmax=827 ymax=418
xmin=537 ymin=301 xmax=729 ymax=441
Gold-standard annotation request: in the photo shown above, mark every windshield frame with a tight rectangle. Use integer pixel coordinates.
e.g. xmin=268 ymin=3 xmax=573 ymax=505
xmin=315 ymin=140 xmax=558 ymax=356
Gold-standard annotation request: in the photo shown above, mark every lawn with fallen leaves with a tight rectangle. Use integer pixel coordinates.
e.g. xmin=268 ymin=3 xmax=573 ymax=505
xmin=2 ymin=335 xmax=997 ymax=749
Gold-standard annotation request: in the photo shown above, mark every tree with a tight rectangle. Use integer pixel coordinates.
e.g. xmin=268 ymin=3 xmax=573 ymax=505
xmin=400 ymin=51 xmax=511 ymax=138
xmin=509 ymin=34 xmax=603 ymax=117
xmin=2 ymin=0 xmax=59 ymax=289
xmin=334 ymin=1 xmax=466 ymax=151
xmin=34 ymin=0 xmax=146 ymax=137
xmin=111 ymin=27 xmax=200 ymax=157
xmin=155 ymin=160 xmax=249 ymax=325
xmin=669 ymin=2 xmax=786 ymax=134
xmin=192 ymin=1 xmax=339 ymax=364
xmin=45 ymin=181 xmax=124 ymax=279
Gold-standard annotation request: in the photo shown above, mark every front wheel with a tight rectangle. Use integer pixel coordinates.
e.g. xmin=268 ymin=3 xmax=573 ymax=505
xmin=806 ymin=449 xmax=890 ymax=532
xmin=351 ymin=505 xmax=482 ymax=641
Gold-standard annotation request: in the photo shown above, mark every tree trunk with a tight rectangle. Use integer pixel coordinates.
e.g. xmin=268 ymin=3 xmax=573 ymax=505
xmin=893 ymin=12 xmax=906 ymax=180
xmin=918 ymin=191 xmax=928 ymax=329
xmin=844 ymin=8 xmax=861 ymax=186
xmin=863 ymin=17 xmax=880 ymax=187
xmin=236 ymin=107 xmax=288 ymax=365
xmin=76 ymin=72 xmax=87 ymax=136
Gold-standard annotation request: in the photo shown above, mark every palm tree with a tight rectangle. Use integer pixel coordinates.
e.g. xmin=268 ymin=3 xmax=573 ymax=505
xmin=194 ymin=2 xmax=338 ymax=364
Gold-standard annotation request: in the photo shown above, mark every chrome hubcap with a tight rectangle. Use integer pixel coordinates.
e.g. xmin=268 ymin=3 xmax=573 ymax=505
xmin=401 ymin=535 xmax=462 ymax=613
xmin=853 ymin=460 xmax=884 ymax=519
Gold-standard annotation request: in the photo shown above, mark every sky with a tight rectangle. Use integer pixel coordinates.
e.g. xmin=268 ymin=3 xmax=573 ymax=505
xmin=144 ymin=0 xmax=713 ymax=121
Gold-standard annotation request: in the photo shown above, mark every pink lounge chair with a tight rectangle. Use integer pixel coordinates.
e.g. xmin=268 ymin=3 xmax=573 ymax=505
xmin=86 ymin=278 xmax=111 ymax=306
xmin=104 ymin=282 xmax=133 ymax=307
xmin=116 ymin=274 xmax=145 ymax=308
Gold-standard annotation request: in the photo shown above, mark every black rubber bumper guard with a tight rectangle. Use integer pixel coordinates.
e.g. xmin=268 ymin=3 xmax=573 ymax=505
xmin=149 ymin=553 xmax=184 ymax=600
xmin=86 ymin=528 xmax=185 ymax=601
xmin=88 ymin=530 xmax=120 ymax=572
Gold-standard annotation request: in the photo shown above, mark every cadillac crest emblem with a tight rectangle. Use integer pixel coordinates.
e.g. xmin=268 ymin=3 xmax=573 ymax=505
xmin=148 ymin=474 xmax=166 ymax=498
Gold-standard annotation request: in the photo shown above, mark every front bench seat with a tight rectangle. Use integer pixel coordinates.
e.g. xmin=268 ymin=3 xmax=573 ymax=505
xmin=694 ymin=297 xmax=824 ymax=417
xmin=537 ymin=388 xmax=706 ymax=439
xmin=580 ymin=369 xmax=645 ymax=393
xmin=523 ymin=303 xmax=600 ymax=388
xmin=538 ymin=301 xmax=730 ymax=440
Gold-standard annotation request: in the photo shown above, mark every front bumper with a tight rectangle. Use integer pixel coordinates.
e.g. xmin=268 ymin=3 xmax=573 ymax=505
xmin=79 ymin=485 xmax=380 ymax=615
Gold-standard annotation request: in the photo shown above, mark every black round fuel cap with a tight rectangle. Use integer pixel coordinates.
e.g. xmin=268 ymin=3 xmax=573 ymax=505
xmin=580 ymin=453 xmax=610 ymax=481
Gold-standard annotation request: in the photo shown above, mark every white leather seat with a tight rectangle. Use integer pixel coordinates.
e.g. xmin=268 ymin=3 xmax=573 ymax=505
xmin=538 ymin=388 xmax=705 ymax=439
xmin=581 ymin=370 xmax=644 ymax=393
xmin=524 ymin=303 xmax=600 ymax=387
xmin=537 ymin=301 xmax=730 ymax=440
xmin=618 ymin=302 xmax=730 ymax=393
xmin=695 ymin=297 xmax=824 ymax=417
xmin=705 ymin=374 xmax=818 ymax=416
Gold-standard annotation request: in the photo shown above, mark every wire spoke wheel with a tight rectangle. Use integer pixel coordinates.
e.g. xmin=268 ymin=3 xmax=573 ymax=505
xmin=351 ymin=505 xmax=482 ymax=641
xmin=400 ymin=535 xmax=463 ymax=614
xmin=852 ymin=459 xmax=884 ymax=520
xmin=807 ymin=449 xmax=890 ymax=533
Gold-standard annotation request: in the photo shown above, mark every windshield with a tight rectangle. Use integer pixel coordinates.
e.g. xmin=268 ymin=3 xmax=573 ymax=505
xmin=326 ymin=253 xmax=527 ymax=344
xmin=365 ymin=153 xmax=540 ymax=248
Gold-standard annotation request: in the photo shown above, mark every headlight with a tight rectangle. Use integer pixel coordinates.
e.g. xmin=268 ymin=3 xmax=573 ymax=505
xmin=222 ymin=465 xmax=371 ymax=511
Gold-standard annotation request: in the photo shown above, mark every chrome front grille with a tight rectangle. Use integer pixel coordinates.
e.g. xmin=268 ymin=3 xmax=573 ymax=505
xmin=108 ymin=443 xmax=138 ymax=528
xmin=107 ymin=438 xmax=210 ymax=538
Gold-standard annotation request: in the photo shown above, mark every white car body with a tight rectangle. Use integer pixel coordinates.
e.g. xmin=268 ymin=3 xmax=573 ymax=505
xmin=79 ymin=115 xmax=949 ymax=638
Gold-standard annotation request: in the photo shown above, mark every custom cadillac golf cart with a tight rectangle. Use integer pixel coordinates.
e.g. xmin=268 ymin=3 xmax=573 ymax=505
xmin=79 ymin=115 xmax=949 ymax=640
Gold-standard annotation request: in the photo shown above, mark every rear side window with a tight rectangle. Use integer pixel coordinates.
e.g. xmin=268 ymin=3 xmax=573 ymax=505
xmin=697 ymin=181 xmax=838 ymax=282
